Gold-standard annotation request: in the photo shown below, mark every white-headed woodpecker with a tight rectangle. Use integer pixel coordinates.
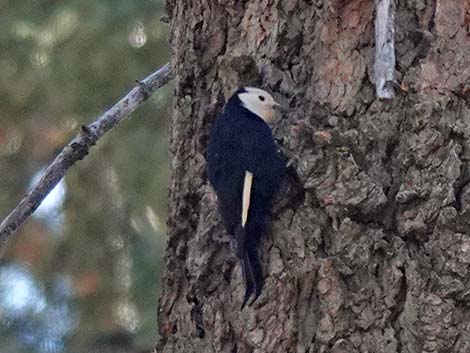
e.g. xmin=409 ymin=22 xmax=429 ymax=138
xmin=207 ymin=87 xmax=285 ymax=308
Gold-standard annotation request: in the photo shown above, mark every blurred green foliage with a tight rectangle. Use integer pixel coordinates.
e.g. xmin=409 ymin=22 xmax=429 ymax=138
xmin=0 ymin=1 xmax=171 ymax=352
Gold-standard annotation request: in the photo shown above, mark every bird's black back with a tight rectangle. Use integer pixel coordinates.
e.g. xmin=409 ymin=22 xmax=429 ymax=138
xmin=206 ymin=90 xmax=284 ymax=236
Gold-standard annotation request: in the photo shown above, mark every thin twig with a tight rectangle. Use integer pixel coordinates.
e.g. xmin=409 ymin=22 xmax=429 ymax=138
xmin=0 ymin=63 xmax=173 ymax=256
xmin=374 ymin=0 xmax=396 ymax=99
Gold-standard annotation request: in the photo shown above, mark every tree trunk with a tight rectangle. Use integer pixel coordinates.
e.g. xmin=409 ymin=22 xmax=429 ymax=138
xmin=157 ymin=1 xmax=470 ymax=352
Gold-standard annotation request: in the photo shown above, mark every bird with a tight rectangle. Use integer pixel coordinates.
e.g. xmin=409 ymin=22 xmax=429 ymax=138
xmin=206 ymin=87 xmax=285 ymax=308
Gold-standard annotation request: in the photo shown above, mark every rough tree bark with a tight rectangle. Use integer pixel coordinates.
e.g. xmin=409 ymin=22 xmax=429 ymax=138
xmin=157 ymin=1 xmax=470 ymax=352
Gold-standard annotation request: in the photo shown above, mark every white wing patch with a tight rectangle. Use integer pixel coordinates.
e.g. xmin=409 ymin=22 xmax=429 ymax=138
xmin=242 ymin=171 xmax=253 ymax=227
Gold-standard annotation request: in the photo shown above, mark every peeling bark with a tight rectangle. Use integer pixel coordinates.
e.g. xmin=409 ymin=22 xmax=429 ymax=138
xmin=374 ymin=0 xmax=396 ymax=99
xmin=157 ymin=1 xmax=470 ymax=352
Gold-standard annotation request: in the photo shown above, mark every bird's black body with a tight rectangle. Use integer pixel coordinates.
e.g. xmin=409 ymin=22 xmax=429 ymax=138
xmin=207 ymin=88 xmax=285 ymax=307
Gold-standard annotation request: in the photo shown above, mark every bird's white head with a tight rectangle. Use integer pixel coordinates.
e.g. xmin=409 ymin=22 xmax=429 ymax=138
xmin=238 ymin=87 xmax=281 ymax=123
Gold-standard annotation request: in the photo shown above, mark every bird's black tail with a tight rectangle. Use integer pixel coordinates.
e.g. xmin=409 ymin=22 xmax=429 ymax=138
xmin=236 ymin=219 xmax=265 ymax=309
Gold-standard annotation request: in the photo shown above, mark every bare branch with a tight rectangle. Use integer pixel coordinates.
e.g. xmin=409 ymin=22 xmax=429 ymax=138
xmin=374 ymin=0 xmax=396 ymax=99
xmin=0 ymin=63 xmax=173 ymax=256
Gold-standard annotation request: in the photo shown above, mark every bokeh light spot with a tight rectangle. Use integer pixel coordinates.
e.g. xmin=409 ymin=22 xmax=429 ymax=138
xmin=128 ymin=22 xmax=147 ymax=48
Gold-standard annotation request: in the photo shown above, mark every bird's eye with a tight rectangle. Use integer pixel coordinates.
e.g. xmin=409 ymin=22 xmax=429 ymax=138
xmin=258 ymin=96 xmax=265 ymax=101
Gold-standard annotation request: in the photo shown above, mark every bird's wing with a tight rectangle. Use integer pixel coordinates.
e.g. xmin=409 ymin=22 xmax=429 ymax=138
xmin=241 ymin=171 xmax=253 ymax=227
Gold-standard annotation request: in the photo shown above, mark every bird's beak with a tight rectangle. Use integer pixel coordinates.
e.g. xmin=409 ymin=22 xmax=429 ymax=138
xmin=273 ymin=101 xmax=291 ymax=114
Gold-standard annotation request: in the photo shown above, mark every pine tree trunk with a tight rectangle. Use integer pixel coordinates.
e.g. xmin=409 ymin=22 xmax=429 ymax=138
xmin=157 ymin=1 xmax=470 ymax=352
